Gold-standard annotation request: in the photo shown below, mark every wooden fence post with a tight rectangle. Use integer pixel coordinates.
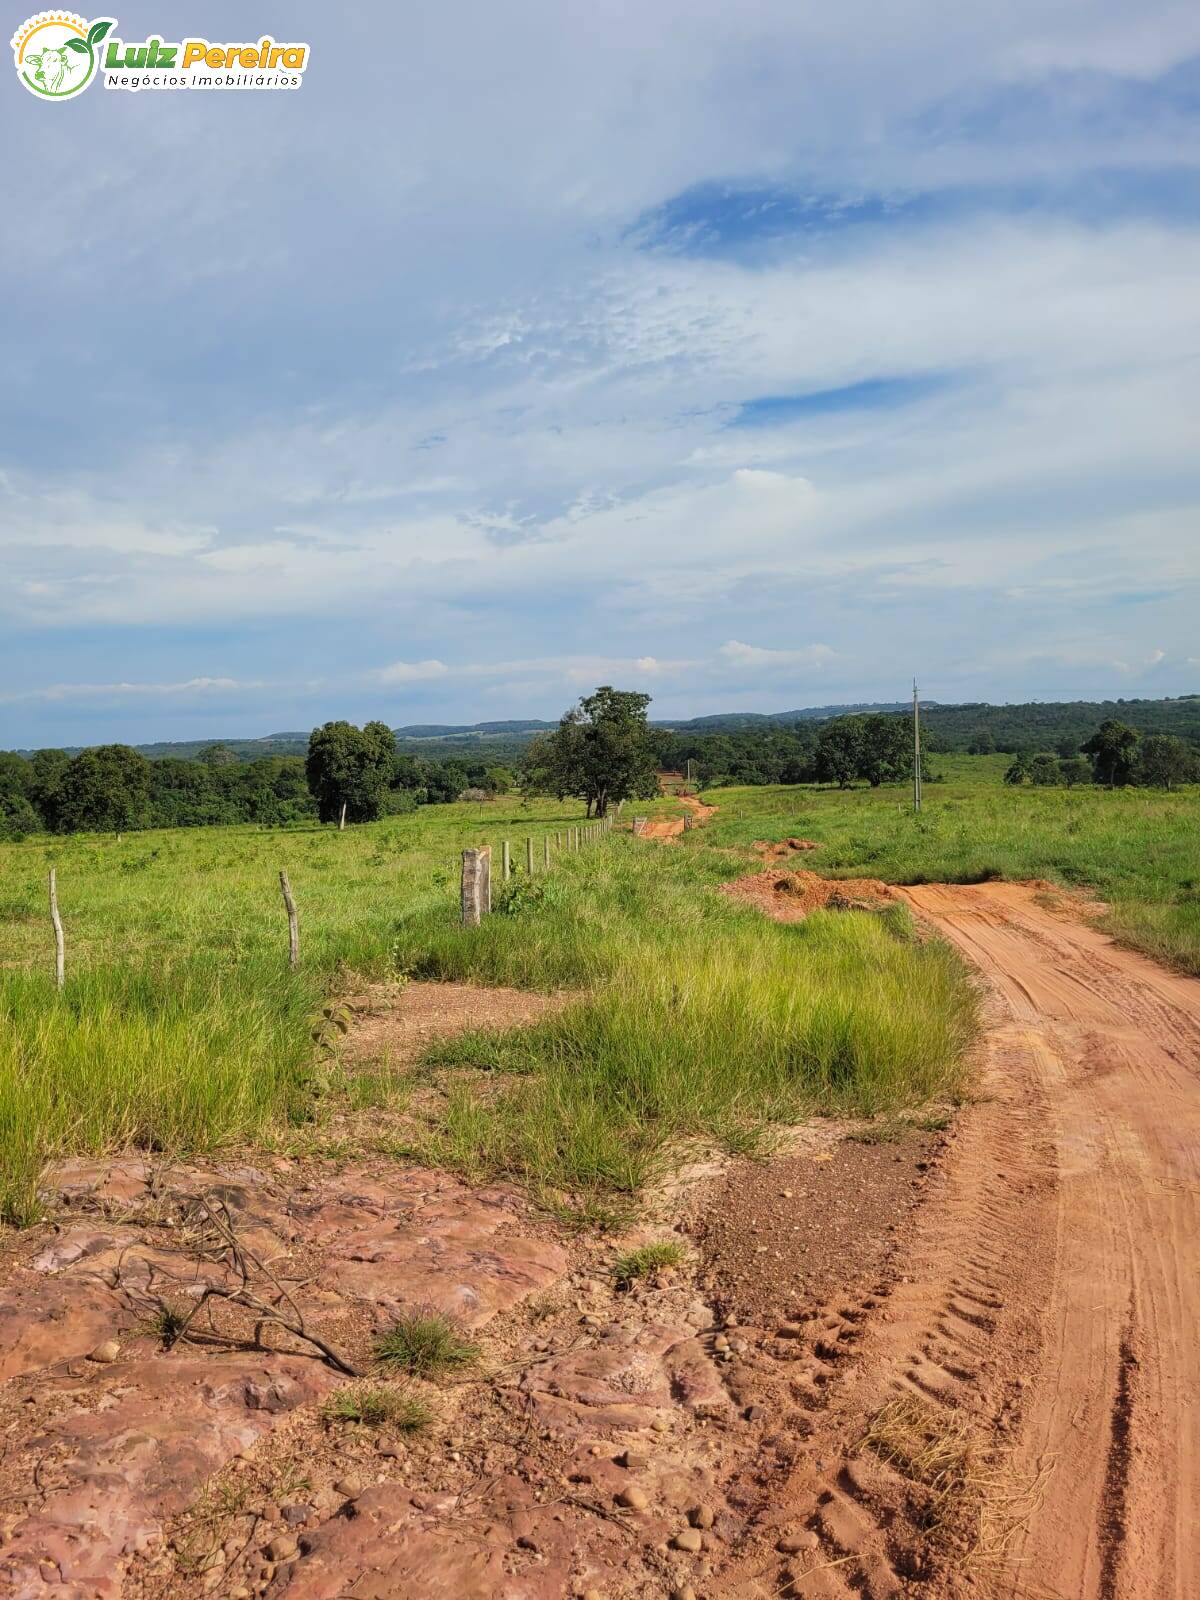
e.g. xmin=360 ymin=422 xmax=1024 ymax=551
xmin=526 ymin=837 xmax=534 ymax=874
xmin=461 ymin=846 xmax=492 ymax=926
xmin=48 ymin=868 xmax=64 ymax=989
xmin=279 ymin=870 xmax=299 ymax=968
xmin=502 ymin=840 xmax=511 ymax=881
xmin=338 ymin=801 xmax=347 ymax=832
xmin=543 ymin=835 xmax=550 ymax=867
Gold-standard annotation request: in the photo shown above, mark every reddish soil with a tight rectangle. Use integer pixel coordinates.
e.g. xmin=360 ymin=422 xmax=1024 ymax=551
xmin=697 ymin=1134 xmax=943 ymax=1333
xmin=719 ymin=867 xmax=895 ymax=921
xmin=637 ymin=793 xmax=718 ymax=843
xmin=340 ymin=980 xmax=566 ymax=1067
xmin=4 ymin=887 xmax=1197 ymax=1599
xmin=752 ymin=838 xmax=820 ymax=861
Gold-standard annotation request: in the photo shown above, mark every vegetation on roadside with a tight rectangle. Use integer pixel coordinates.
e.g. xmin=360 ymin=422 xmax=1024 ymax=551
xmin=0 ymin=748 xmax=1194 ymax=1225
xmin=707 ymin=756 xmax=1200 ymax=976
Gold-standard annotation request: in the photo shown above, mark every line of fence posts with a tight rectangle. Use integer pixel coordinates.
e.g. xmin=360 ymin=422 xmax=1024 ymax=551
xmin=460 ymin=809 xmax=622 ymax=925
xmin=38 ymin=807 xmax=628 ymax=978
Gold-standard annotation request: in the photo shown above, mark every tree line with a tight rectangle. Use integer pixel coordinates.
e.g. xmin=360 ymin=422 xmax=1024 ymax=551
xmin=0 ymin=736 xmax=521 ymax=840
xmin=3 ymin=696 xmax=1194 ymax=841
xmin=1003 ymin=719 xmax=1197 ymax=791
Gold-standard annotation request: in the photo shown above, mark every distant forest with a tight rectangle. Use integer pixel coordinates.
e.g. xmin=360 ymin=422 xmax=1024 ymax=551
xmin=2 ymin=694 xmax=1196 ymax=837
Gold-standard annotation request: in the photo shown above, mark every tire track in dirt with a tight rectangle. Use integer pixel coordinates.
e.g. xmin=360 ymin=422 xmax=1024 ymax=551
xmin=712 ymin=880 xmax=1200 ymax=1600
xmin=901 ymin=883 xmax=1200 ymax=1600
xmin=710 ymin=1004 xmax=1055 ymax=1599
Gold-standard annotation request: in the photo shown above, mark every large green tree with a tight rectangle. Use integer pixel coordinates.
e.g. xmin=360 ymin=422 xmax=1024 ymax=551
xmin=305 ymin=720 xmax=396 ymax=823
xmin=1081 ymin=719 xmax=1139 ymax=788
xmin=814 ymin=716 xmax=866 ymax=788
xmin=1135 ymin=734 xmax=1193 ymax=791
xmin=0 ymin=753 xmax=38 ymax=837
xmin=523 ymin=686 xmax=658 ymax=817
xmin=55 ymin=745 xmax=151 ymax=832
xmin=857 ymin=714 xmax=915 ymax=787
xmin=28 ymin=747 xmax=70 ymax=829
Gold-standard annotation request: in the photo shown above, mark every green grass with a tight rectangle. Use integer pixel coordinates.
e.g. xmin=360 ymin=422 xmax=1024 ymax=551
xmin=2 ymin=759 xmax=1191 ymax=1226
xmin=322 ymin=1381 xmax=434 ymax=1429
xmin=613 ymin=1239 xmax=688 ymax=1286
xmin=707 ymin=757 xmax=1200 ymax=975
xmin=0 ymin=800 xmax=585 ymax=1223
xmin=373 ymin=1312 xmax=480 ymax=1378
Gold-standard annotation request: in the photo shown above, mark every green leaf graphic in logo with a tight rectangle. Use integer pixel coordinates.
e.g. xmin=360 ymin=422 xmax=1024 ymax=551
xmin=86 ymin=19 xmax=113 ymax=46
xmin=65 ymin=38 xmax=89 ymax=53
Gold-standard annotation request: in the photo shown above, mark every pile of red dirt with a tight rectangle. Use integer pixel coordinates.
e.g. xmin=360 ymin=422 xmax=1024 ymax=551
xmin=752 ymin=837 xmax=820 ymax=861
xmin=719 ymin=868 xmax=895 ymax=923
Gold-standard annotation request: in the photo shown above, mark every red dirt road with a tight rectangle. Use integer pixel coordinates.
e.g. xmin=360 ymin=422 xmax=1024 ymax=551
xmin=903 ymin=882 xmax=1200 ymax=1600
xmin=637 ymin=792 xmax=717 ymax=841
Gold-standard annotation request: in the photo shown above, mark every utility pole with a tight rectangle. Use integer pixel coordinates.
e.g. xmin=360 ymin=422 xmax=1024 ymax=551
xmin=912 ymin=677 xmax=922 ymax=814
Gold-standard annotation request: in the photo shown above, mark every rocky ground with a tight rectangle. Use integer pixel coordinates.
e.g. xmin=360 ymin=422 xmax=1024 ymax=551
xmin=0 ymin=985 xmax=946 ymax=1600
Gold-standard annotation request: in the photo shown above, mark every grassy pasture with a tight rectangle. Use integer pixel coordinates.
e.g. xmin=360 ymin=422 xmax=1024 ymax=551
xmin=0 ymin=791 xmax=973 ymax=1221
xmin=0 ymin=757 xmax=1193 ymax=1224
xmin=705 ymin=754 xmax=1200 ymax=975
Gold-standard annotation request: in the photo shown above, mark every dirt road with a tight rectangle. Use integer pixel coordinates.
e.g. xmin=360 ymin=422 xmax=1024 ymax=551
xmin=902 ymin=882 xmax=1200 ymax=1600
xmin=637 ymin=792 xmax=717 ymax=841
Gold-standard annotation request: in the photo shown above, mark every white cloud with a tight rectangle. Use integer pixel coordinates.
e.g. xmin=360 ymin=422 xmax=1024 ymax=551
xmin=377 ymin=659 xmax=450 ymax=683
xmin=0 ymin=677 xmax=255 ymax=705
xmin=719 ymin=640 xmax=836 ymax=670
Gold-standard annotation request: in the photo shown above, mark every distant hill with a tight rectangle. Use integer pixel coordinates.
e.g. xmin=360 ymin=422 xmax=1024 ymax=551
xmin=13 ymin=694 xmax=1198 ymax=762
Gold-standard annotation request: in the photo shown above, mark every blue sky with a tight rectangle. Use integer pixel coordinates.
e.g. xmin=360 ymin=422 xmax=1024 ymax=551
xmin=2 ymin=1 xmax=1199 ymax=746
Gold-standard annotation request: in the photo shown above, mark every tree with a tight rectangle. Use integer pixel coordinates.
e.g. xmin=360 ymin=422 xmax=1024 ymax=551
xmin=305 ymin=720 xmax=396 ymax=823
xmin=815 ymin=717 xmax=866 ymax=788
xmin=857 ymin=714 xmax=913 ymax=787
xmin=1003 ymin=754 xmax=1031 ymax=785
xmin=55 ymin=745 xmax=151 ymax=832
xmin=1081 ymin=719 xmax=1139 ymax=788
xmin=199 ymin=742 xmax=237 ymax=768
xmin=0 ymin=753 xmax=38 ymax=837
xmin=484 ymin=766 xmax=514 ymax=795
xmin=1059 ymin=757 xmax=1092 ymax=789
xmin=523 ymin=686 xmax=658 ymax=817
xmin=28 ymin=747 xmax=71 ymax=829
xmin=1028 ymin=753 xmax=1063 ymax=787
xmin=1135 ymin=734 xmax=1193 ymax=791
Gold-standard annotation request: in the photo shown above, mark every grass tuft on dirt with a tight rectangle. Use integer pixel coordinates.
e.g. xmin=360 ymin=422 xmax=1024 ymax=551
xmin=322 ymin=1381 xmax=434 ymax=1429
xmin=374 ymin=1311 xmax=480 ymax=1379
xmin=613 ymin=1239 xmax=688 ymax=1287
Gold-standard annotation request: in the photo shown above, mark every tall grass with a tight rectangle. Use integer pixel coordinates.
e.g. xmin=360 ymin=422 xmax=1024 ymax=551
xmin=394 ymin=847 xmax=975 ymax=1194
xmin=709 ymin=759 xmax=1200 ymax=975
xmin=6 ymin=761 xmax=1185 ymax=1221
xmin=0 ymin=801 xmax=579 ymax=1221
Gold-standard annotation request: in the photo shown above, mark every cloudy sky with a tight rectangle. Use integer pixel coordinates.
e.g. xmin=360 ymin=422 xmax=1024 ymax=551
xmin=3 ymin=2 xmax=1198 ymax=746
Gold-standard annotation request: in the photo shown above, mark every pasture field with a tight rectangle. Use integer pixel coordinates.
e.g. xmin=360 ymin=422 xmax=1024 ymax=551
xmin=0 ymin=757 xmax=1194 ymax=1224
xmin=703 ymin=754 xmax=1200 ymax=976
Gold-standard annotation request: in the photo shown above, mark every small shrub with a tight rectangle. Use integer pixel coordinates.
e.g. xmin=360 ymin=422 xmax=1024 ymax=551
xmin=612 ymin=1239 xmax=687 ymax=1288
xmin=374 ymin=1311 xmax=479 ymax=1378
xmin=150 ymin=1302 xmax=190 ymax=1346
xmin=322 ymin=1382 xmax=433 ymax=1429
